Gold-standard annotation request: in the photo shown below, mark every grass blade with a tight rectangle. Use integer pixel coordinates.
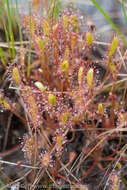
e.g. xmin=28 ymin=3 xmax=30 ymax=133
xmin=91 ymin=0 xmax=127 ymax=46
xmin=0 ymin=47 xmax=7 ymax=67
xmin=0 ymin=4 xmax=11 ymax=56
xmin=122 ymin=0 xmax=127 ymax=26
xmin=6 ymin=0 xmax=15 ymax=58
xmin=49 ymin=0 xmax=62 ymax=21
xmin=27 ymin=0 xmax=32 ymax=78
xmin=10 ymin=0 xmax=17 ymax=32
xmin=15 ymin=0 xmax=23 ymax=46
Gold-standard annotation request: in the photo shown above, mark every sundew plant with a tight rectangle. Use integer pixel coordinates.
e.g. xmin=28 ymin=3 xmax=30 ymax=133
xmin=0 ymin=0 xmax=127 ymax=189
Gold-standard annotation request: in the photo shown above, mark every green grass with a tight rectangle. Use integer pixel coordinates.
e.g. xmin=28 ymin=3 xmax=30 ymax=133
xmin=6 ymin=0 xmax=15 ymax=58
xmin=15 ymin=0 xmax=23 ymax=46
xmin=27 ymin=0 xmax=32 ymax=78
xmin=0 ymin=3 xmax=11 ymax=56
xmin=122 ymin=0 xmax=127 ymax=26
xmin=0 ymin=47 xmax=7 ymax=67
xmin=91 ymin=0 xmax=127 ymax=46
xmin=10 ymin=0 xmax=17 ymax=32
xmin=49 ymin=0 xmax=62 ymax=21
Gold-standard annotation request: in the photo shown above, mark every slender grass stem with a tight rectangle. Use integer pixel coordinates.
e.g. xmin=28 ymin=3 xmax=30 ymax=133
xmin=0 ymin=47 xmax=7 ymax=67
xmin=10 ymin=0 xmax=17 ymax=31
xmin=15 ymin=0 xmax=23 ymax=47
xmin=122 ymin=0 xmax=127 ymax=25
xmin=0 ymin=5 xmax=11 ymax=56
xmin=6 ymin=0 xmax=15 ymax=58
xmin=91 ymin=0 xmax=127 ymax=46
xmin=27 ymin=0 xmax=32 ymax=78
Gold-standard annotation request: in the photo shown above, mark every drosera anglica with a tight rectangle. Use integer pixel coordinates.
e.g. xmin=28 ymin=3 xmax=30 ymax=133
xmin=1 ymin=1 xmax=125 ymax=188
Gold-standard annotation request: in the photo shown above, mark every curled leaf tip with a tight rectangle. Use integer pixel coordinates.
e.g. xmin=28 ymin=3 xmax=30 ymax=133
xmin=108 ymin=36 xmax=118 ymax=60
xmin=12 ymin=67 xmax=21 ymax=86
xmin=61 ymin=60 xmax=69 ymax=73
xmin=62 ymin=112 xmax=69 ymax=124
xmin=98 ymin=103 xmax=104 ymax=115
xmin=87 ymin=68 xmax=94 ymax=88
xmin=35 ymin=37 xmax=44 ymax=52
xmin=78 ymin=66 xmax=84 ymax=85
xmin=48 ymin=94 xmax=56 ymax=106
xmin=35 ymin=81 xmax=46 ymax=93
xmin=57 ymin=136 xmax=62 ymax=147
xmin=86 ymin=32 xmax=93 ymax=47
